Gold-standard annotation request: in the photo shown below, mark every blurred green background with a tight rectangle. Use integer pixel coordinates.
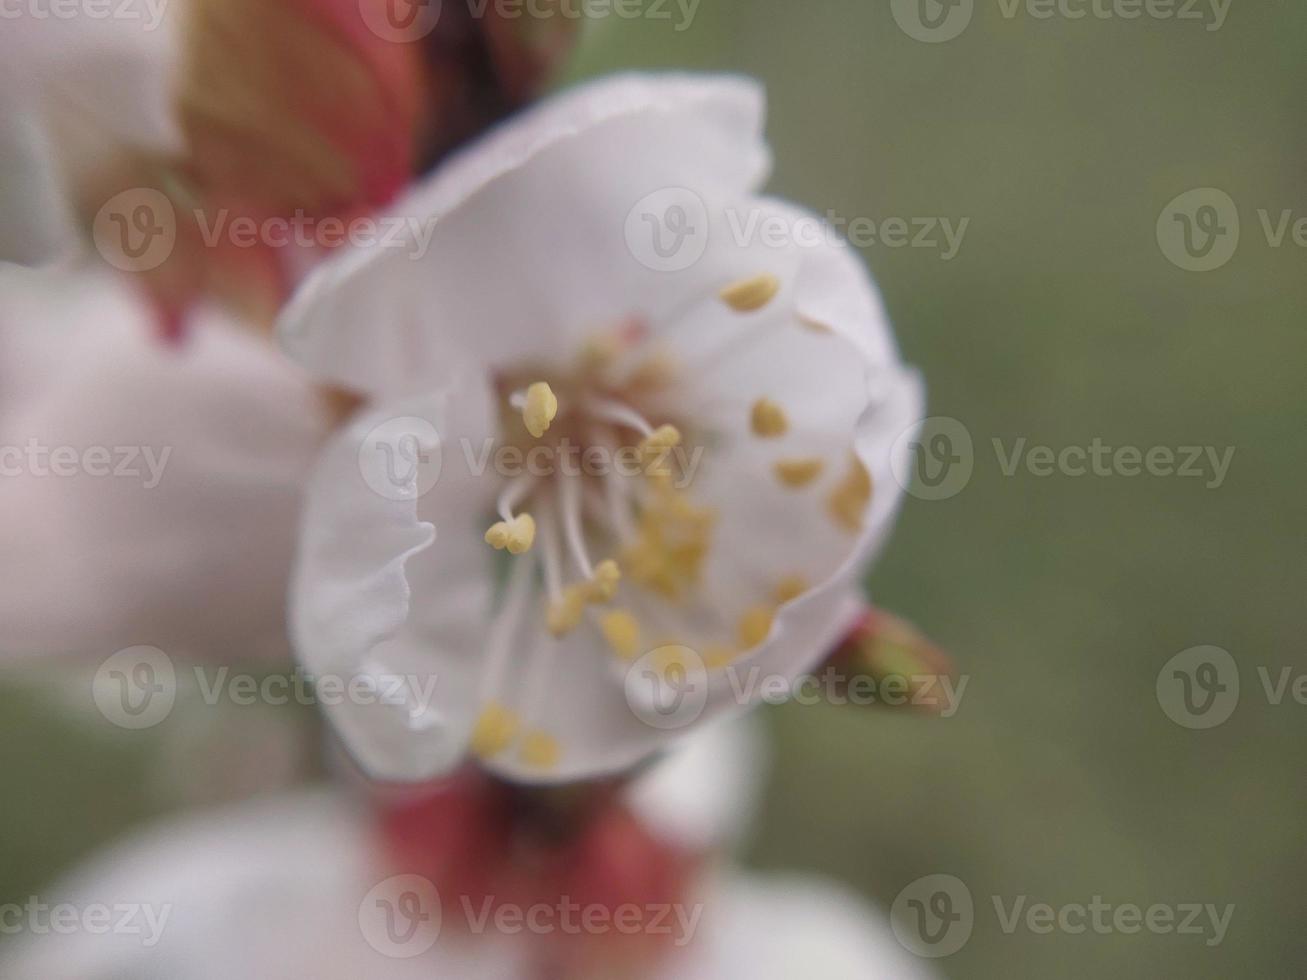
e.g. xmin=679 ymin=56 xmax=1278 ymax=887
xmin=3 ymin=2 xmax=1304 ymax=978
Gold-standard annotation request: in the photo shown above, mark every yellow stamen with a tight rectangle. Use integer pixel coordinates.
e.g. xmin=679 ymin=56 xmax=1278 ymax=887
xmin=546 ymin=585 xmax=588 ymax=638
xmin=522 ymin=381 xmax=558 ymax=439
xmin=750 ymin=398 xmax=789 ymax=438
xmin=720 ymin=273 xmax=781 ymax=313
xmin=621 ymin=492 xmax=716 ymax=600
xmin=640 ymin=424 xmax=683 ymax=484
xmin=507 ymin=514 xmax=537 ymax=554
xmin=484 ymin=522 xmax=510 ymax=550
xmin=774 ymin=458 xmax=825 ymax=488
xmin=640 ymin=424 xmax=682 ymax=456
xmin=470 ymin=703 xmax=519 ymax=759
xmin=738 ymin=606 xmax=775 ymax=649
xmin=486 ymin=513 xmax=536 ymax=554
xmin=588 ymin=559 xmax=621 ymax=602
xmin=827 ymin=456 xmax=873 ymax=532
xmin=773 ymin=575 xmax=809 ymax=604
xmin=600 ymin=609 xmax=641 ymax=660
xmin=519 ymin=731 xmax=560 ymax=771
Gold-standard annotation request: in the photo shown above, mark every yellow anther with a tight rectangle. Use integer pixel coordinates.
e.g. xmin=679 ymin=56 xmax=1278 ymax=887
xmin=546 ymin=585 xmax=588 ymax=638
xmin=750 ymin=398 xmax=789 ymax=438
xmin=484 ymin=522 xmax=510 ymax=550
xmin=522 ymin=381 xmax=558 ymax=439
xmin=774 ymin=457 xmax=825 ymax=488
xmin=737 ymin=605 xmax=775 ymax=649
xmin=720 ymin=273 xmax=781 ymax=313
xmin=470 ymin=703 xmax=519 ymax=759
xmin=588 ymin=559 xmax=621 ymax=603
xmin=487 ymin=514 xmax=536 ymax=554
xmin=506 ymin=514 xmax=536 ymax=554
xmin=600 ymin=609 xmax=641 ymax=660
xmin=773 ymin=575 xmax=810 ymax=604
xmin=827 ymin=456 xmax=873 ymax=532
xmin=640 ymin=424 xmax=682 ymax=455
xmin=621 ymin=492 xmax=716 ymax=600
xmin=703 ymin=644 xmax=737 ymax=670
xmin=519 ymin=731 xmax=561 ymax=771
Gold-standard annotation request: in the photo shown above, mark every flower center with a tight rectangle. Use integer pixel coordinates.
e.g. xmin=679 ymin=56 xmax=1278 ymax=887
xmin=468 ymin=272 xmax=875 ymax=772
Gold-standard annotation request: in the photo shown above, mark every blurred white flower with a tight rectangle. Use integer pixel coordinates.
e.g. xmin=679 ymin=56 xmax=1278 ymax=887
xmin=0 ymin=6 xmax=183 ymax=264
xmin=278 ymin=72 xmax=923 ymax=784
xmin=0 ymin=721 xmax=933 ymax=980
xmin=0 ymin=265 xmax=327 ymax=663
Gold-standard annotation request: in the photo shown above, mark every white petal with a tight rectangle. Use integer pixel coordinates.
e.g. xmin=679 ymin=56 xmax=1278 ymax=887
xmin=670 ymin=208 xmax=925 ymax=708
xmin=627 ymin=715 xmax=768 ymax=855
xmin=0 ymin=791 xmax=528 ymax=980
xmin=290 ymin=380 xmax=497 ymax=782
xmin=664 ymin=873 xmax=937 ymax=980
xmin=278 ymin=72 xmax=770 ymax=397
xmin=0 ymin=97 xmax=75 ymax=265
xmin=0 ymin=789 xmax=928 ymax=980
xmin=0 ymin=268 xmax=327 ymax=665
xmin=0 ymin=5 xmax=184 ymax=156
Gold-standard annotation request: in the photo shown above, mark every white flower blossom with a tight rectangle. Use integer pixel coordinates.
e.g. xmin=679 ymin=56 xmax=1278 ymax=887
xmin=279 ymin=73 xmax=924 ymax=783
xmin=0 ymin=723 xmax=935 ymax=980
xmin=0 ymin=7 xmax=182 ymax=264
